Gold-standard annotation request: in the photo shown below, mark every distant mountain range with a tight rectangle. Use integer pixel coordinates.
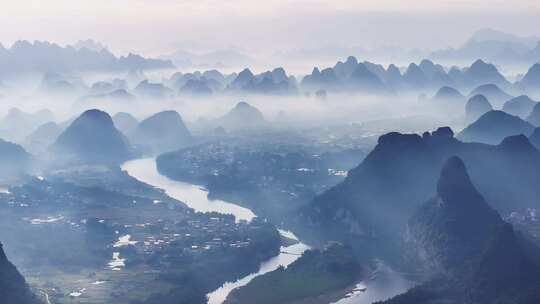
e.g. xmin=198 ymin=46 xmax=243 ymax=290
xmin=162 ymin=49 xmax=253 ymax=69
xmin=5 ymin=35 xmax=540 ymax=100
xmin=155 ymin=57 xmax=540 ymax=97
xmin=300 ymin=57 xmax=519 ymax=94
xmin=430 ymin=28 xmax=540 ymax=65
xmin=0 ymin=40 xmax=173 ymax=75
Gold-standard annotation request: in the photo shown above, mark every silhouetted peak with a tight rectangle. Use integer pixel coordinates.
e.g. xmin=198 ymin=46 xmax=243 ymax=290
xmin=11 ymin=40 xmax=33 ymax=50
xmin=321 ymin=68 xmax=336 ymax=76
xmin=349 ymin=64 xmax=382 ymax=85
xmin=420 ymin=59 xmax=435 ymax=67
xmin=271 ymin=67 xmax=287 ymax=81
xmin=351 ymin=63 xmax=371 ymax=74
xmin=136 ymin=110 xmax=190 ymax=136
xmin=470 ymin=59 xmax=488 ymax=68
xmin=405 ymin=155 xmax=504 ymax=274
xmin=153 ymin=110 xmax=180 ymax=120
xmin=377 ymin=132 xmax=422 ymax=146
xmin=468 ymin=94 xmax=489 ymax=104
xmin=473 ymin=83 xmax=499 ymax=92
xmin=466 ymin=94 xmax=493 ymax=122
xmin=502 ymin=95 xmax=536 ymax=118
xmin=214 ymin=101 xmax=266 ymax=131
xmin=466 ymin=94 xmax=492 ymax=109
xmin=468 ymin=59 xmax=501 ymax=75
xmin=406 ymin=63 xmax=422 ymax=74
xmin=52 ymin=109 xmax=130 ymax=165
xmin=478 ymin=110 xmax=511 ymax=120
xmin=510 ymin=94 xmax=534 ymax=102
xmin=404 ymin=63 xmax=428 ymax=86
xmin=238 ymin=68 xmax=254 ymax=78
xmin=131 ymin=110 xmax=191 ymax=153
xmin=387 ymin=64 xmax=401 ymax=75
xmin=434 ymin=156 xmax=503 ymax=236
xmin=499 ymin=134 xmax=537 ymax=152
xmin=434 ymin=86 xmax=463 ymax=100
xmin=437 ymin=156 xmax=471 ymax=198
xmin=432 ymin=126 xmax=454 ymax=139
xmin=345 ymin=56 xmax=358 ymax=65
xmin=233 ymin=101 xmax=249 ymax=109
xmin=226 ymin=102 xmax=265 ymax=121
xmin=77 ymin=109 xmax=114 ymax=127
xmin=419 ymin=59 xmax=444 ymax=78
xmin=459 ymin=110 xmax=535 ymax=144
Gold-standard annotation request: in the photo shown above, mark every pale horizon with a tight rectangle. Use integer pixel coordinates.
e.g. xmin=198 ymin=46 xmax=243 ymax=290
xmin=1 ymin=0 xmax=539 ymax=57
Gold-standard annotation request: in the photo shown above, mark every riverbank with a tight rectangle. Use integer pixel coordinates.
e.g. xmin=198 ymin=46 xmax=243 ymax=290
xmin=122 ymin=158 xmax=311 ymax=304
xmin=223 ymin=243 xmax=362 ymax=304
xmin=122 ymin=158 xmax=414 ymax=304
xmin=122 ymin=158 xmax=255 ymax=222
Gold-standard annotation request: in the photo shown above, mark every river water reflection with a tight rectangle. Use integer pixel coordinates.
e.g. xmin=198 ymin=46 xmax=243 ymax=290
xmin=122 ymin=158 xmax=310 ymax=304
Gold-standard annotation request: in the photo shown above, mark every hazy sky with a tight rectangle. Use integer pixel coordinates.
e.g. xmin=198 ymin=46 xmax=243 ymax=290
xmin=1 ymin=0 xmax=539 ymax=56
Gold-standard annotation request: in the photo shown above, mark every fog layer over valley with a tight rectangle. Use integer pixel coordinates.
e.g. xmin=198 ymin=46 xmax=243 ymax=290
xmin=3 ymin=25 xmax=540 ymax=304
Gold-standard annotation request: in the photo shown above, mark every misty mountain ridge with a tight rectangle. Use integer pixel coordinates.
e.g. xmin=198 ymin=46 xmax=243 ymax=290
xmin=51 ymin=109 xmax=132 ymax=165
xmin=299 ymin=56 xmax=535 ymax=96
xmin=303 ymin=127 xmax=540 ymax=260
xmin=212 ymin=102 xmax=267 ymax=131
xmin=6 ymin=7 xmax=540 ymax=304
xmin=226 ymin=68 xmax=298 ymax=95
xmin=468 ymin=83 xmax=513 ymax=107
xmin=8 ymin=52 xmax=540 ymax=101
xmin=432 ymin=86 xmax=464 ymax=103
xmin=131 ymin=110 xmax=192 ymax=154
xmin=465 ymin=94 xmax=492 ymax=123
xmin=502 ymin=95 xmax=537 ymax=118
xmin=458 ymin=110 xmax=535 ymax=144
xmin=0 ymin=40 xmax=173 ymax=75
xmin=162 ymin=48 xmax=253 ymax=69
xmin=404 ymin=156 xmax=503 ymax=275
xmin=430 ymin=28 xmax=540 ymax=65
xmin=382 ymin=157 xmax=540 ymax=304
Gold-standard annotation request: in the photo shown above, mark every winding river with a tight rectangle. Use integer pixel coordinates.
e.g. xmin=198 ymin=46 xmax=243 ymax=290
xmin=121 ymin=158 xmax=310 ymax=304
xmin=332 ymin=260 xmax=415 ymax=304
xmin=122 ymin=158 xmax=255 ymax=222
xmin=122 ymin=158 xmax=412 ymax=304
